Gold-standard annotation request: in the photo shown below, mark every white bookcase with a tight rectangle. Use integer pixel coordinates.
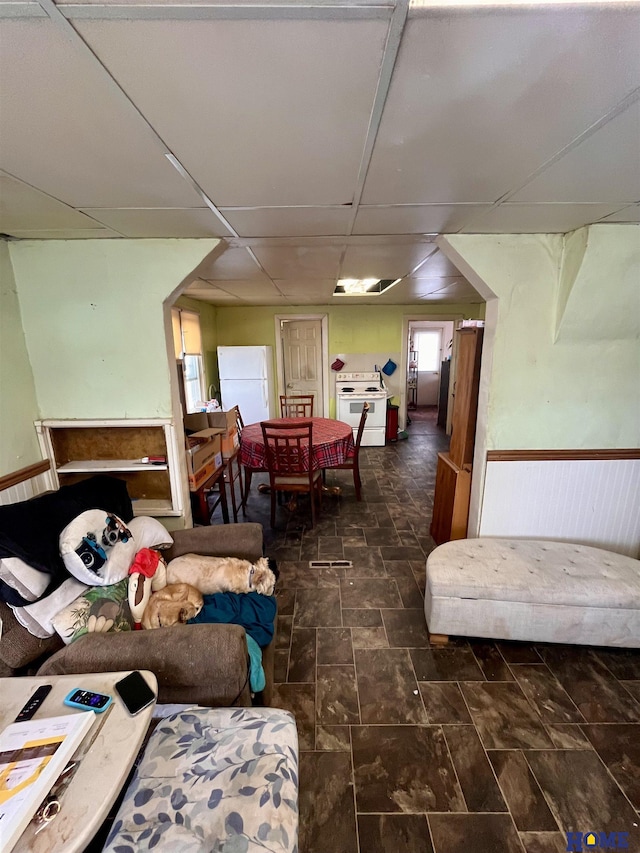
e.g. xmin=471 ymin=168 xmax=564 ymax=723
xmin=35 ymin=419 xmax=183 ymax=517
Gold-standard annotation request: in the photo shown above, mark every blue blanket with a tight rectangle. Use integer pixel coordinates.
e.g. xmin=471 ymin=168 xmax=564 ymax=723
xmin=188 ymin=591 xmax=277 ymax=648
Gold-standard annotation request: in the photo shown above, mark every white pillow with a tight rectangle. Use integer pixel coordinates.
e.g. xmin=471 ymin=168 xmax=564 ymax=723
xmin=10 ymin=578 xmax=88 ymax=638
xmin=127 ymin=517 xmax=173 ymax=551
xmin=0 ymin=556 xmax=50 ymax=602
xmin=59 ymin=510 xmax=136 ymax=586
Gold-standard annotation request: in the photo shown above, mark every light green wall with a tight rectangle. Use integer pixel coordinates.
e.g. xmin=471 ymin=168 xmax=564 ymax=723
xmin=444 ymin=226 xmax=640 ymax=449
xmin=174 ymin=295 xmax=219 ymax=397
xmin=215 ymin=303 xmax=484 ymax=351
xmin=9 ymin=239 xmax=218 ymax=419
xmin=0 ymin=240 xmax=42 ymax=476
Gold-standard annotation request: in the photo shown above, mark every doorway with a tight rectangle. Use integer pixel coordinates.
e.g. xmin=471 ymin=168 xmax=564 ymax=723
xmin=405 ymin=319 xmax=455 ymax=431
xmin=274 ymin=314 xmax=329 ymax=417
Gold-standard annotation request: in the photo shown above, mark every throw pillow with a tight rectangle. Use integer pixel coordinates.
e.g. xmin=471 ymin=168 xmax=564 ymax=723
xmin=51 ymin=579 xmax=134 ymax=645
xmin=59 ymin=510 xmax=136 ymax=586
xmin=127 ymin=517 xmax=173 ymax=551
xmin=0 ymin=556 xmax=51 ymax=602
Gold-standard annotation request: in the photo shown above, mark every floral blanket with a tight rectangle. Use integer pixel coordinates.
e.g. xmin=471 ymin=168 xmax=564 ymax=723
xmin=103 ymin=707 xmax=299 ymax=853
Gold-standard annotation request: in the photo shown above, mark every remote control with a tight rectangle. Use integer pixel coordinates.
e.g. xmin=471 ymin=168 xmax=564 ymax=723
xmin=15 ymin=684 xmax=52 ymax=722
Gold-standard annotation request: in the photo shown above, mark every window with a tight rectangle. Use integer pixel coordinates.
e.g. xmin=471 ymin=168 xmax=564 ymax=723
xmin=414 ymin=329 xmax=442 ymax=372
xmin=172 ymin=308 xmax=206 ymax=413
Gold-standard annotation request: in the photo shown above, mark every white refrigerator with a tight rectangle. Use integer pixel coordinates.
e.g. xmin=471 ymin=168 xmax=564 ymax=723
xmin=217 ymin=345 xmax=275 ymax=425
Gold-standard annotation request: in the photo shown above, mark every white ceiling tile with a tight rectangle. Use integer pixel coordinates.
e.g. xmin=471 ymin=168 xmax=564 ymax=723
xmin=79 ymin=207 xmax=231 ymax=238
xmin=341 ymin=243 xmax=437 ymax=278
xmin=362 ymin=7 xmax=640 ymax=204
xmin=0 ymin=19 xmax=204 ymax=208
xmin=7 ymin=228 xmax=120 ymax=238
xmin=184 ymin=284 xmax=242 ymax=303
xmin=599 ymin=204 xmax=640 ymax=224
xmin=404 ymin=276 xmax=467 ymax=295
xmin=353 ymin=205 xmax=490 ymax=235
xmin=460 ymin=203 xmax=626 ymax=234
xmin=412 ymin=251 xmax=461 ymax=277
xmin=251 ymin=245 xmax=344 ymax=279
xmin=220 ymin=207 xmax=351 ymax=238
xmin=71 ymin=0 xmax=390 ymax=5
xmin=209 ymin=280 xmax=285 ymax=301
xmin=75 ymin=18 xmax=388 ymax=206
xmin=0 ymin=173 xmax=102 ymax=231
xmin=274 ymin=279 xmax=337 ymax=301
xmin=195 ymin=248 xmax=268 ymax=281
xmin=511 ymin=102 xmax=640 ymax=203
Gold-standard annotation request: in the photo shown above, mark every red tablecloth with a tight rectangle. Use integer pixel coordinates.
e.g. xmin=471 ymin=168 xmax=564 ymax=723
xmin=240 ymin=417 xmax=355 ymax=471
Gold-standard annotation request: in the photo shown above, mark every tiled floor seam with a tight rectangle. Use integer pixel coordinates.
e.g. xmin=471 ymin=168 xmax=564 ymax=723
xmin=574 ymin=725 xmax=640 ymax=816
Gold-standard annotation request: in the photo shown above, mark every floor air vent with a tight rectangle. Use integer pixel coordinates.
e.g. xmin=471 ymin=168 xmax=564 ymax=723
xmin=309 ymin=560 xmax=353 ymax=568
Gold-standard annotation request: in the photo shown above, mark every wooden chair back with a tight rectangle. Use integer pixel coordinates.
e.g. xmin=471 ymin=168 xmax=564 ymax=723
xmin=261 ymin=420 xmax=313 ymax=477
xmin=233 ymin=404 xmax=245 ymax=437
xmin=260 ymin=419 xmax=322 ymax=527
xmin=354 ymin=402 xmax=370 ymax=451
xmin=279 ymin=394 xmax=314 ymax=418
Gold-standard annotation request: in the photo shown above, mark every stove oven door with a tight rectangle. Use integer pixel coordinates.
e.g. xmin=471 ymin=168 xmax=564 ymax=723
xmin=337 ymin=394 xmax=387 ymax=446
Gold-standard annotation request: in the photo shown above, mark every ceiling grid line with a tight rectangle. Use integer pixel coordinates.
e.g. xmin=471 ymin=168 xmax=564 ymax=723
xmin=2 ymin=0 xmax=638 ymax=301
xmin=33 ymin=0 xmax=240 ymax=239
xmin=470 ymin=85 xmax=640 ymax=220
xmin=345 ymin=0 xmax=410 ymax=238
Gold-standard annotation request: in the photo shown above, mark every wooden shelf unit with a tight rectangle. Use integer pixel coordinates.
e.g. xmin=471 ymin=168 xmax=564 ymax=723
xmin=36 ymin=419 xmax=182 ymax=517
xmin=430 ymin=327 xmax=483 ymax=544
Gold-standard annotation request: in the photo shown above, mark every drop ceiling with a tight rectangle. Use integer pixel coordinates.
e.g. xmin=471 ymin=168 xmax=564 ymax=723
xmin=0 ymin=0 xmax=638 ymax=307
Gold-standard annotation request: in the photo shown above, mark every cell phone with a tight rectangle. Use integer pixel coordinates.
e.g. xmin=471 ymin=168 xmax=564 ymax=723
xmin=63 ymin=688 xmax=112 ymax=713
xmin=114 ymin=671 xmax=156 ymax=716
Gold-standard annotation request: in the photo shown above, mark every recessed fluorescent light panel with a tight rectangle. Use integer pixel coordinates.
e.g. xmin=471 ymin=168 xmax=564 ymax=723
xmin=334 ymin=278 xmax=401 ymax=296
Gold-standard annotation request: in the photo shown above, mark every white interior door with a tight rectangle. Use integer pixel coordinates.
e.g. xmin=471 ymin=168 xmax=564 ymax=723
xmin=280 ymin=319 xmax=324 ymax=416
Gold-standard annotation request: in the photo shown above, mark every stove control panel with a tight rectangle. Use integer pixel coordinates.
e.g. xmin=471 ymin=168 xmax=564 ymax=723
xmin=335 ymin=372 xmax=380 ymax=383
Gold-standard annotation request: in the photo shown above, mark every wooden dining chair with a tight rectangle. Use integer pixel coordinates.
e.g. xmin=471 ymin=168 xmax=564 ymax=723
xmin=325 ymin=402 xmax=369 ymax=500
xmin=261 ymin=419 xmax=323 ymax=528
xmin=279 ymin=394 xmax=314 ymax=418
xmin=219 ymin=404 xmax=245 ymax=520
xmin=232 ymin=404 xmax=259 ymax=511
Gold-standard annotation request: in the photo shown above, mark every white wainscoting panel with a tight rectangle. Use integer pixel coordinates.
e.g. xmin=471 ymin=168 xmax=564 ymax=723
xmin=479 ymin=458 xmax=640 ymax=558
xmin=0 ymin=472 xmax=52 ymax=506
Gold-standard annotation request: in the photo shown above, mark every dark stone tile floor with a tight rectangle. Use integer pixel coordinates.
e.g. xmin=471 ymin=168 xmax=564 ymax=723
xmin=215 ymin=407 xmax=640 ymax=853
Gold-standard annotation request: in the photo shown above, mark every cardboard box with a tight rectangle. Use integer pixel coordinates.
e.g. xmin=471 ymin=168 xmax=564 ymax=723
xmin=186 ymin=427 xmax=224 ymax=449
xmin=206 ymin=411 xmax=237 ymax=435
xmin=184 ymin=411 xmax=237 ymax=435
xmin=184 ymin=413 xmax=210 ymax=434
xmin=186 ymin=431 xmax=223 ymax=490
xmin=185 ymin=411 xmax=240 ymax=459
xmin=221 ymin=426 xmax=240 ymax=459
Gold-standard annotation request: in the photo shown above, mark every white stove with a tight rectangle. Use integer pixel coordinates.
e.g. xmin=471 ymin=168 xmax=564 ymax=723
xmin=335 ymin=372 xmax=389 ymax=446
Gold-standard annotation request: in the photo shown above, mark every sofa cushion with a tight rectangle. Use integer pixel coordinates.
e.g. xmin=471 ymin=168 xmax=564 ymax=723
xmin=427 ymin=539 xmax=640 ymax=609
xmin=102 ymin=707 xmax=299 ymax=853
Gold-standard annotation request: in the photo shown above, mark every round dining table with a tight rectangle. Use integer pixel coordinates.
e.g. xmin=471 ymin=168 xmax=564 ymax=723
xmin=239 ymin=416 xmax=355 ymax=503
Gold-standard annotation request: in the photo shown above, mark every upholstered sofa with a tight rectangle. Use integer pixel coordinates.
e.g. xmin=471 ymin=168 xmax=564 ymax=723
xmin=0 ymin=476 xmax=275 ymax=706
xmin=425 ymin=537 xmax=640 ymax=648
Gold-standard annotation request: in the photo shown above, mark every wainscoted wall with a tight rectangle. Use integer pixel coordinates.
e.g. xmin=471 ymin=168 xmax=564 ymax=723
xmin=478 ymin=451 xmax=640 ymax=558
xmin=0 ymin=461 xmax=54 ymax=507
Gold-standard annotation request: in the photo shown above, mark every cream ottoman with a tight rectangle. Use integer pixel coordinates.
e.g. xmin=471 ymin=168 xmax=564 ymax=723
xmin=424 ymin=539 xmax=640 ymax=648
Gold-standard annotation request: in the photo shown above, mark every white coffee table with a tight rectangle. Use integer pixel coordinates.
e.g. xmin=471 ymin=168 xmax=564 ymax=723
xmin=0 ymin=670 xmax=157 ymax=853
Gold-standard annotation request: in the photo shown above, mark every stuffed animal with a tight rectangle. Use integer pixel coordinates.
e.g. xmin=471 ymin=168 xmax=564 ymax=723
xmin=127 ymin=548 xmax=167 ymax=629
